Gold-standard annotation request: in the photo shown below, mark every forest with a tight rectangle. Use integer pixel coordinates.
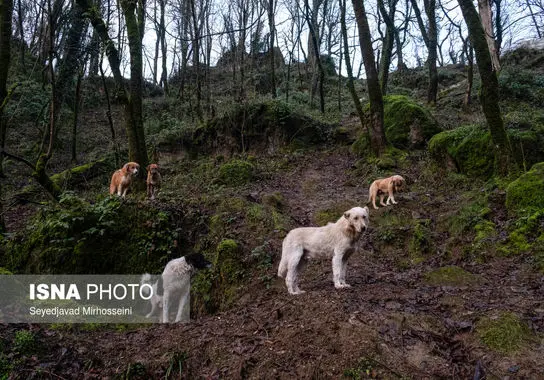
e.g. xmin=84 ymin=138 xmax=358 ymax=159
xmin=0 ymin=0 xmax=543 ymax=377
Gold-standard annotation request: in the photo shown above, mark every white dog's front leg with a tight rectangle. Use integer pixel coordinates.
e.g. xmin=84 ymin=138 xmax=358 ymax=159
xmin=162 ymin=291 xmax=170 ymax=323
xmin=175 ymin=285 xmax=191 ymax=323
xmin=332 ymin=254 xmax=351 ymax=289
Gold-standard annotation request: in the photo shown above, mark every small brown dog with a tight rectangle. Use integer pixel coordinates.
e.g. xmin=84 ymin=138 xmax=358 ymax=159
xmin=367 ymin=175 xmax=405 ymax=209
xmin=146 ymin=164 xmax=161 ymax=200
xmin=109 ymin=162 xmax=140 ymax=197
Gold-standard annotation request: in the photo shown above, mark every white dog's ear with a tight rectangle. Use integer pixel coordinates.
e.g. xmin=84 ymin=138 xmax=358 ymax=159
xmin=363 ymin=206 xmax=369 ymax=213
xmin=344 ymin=211 xmax=350 ymax=219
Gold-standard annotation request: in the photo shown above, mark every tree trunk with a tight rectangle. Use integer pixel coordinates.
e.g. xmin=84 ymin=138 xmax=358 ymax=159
xmin=304 ymin=0 xmax=325 ymax=113
xmin=121 ymin=0 xmax=149 ymax=168
xmin=340 ymin=0 xmax=364 ymax=124
xmin=267 ymin=0 xmax=277 ymax=98
xmin=78 ymin=0 xmax=148 ymax=169
xmin=409 ymin=0 xmax=438 ymax=104
xmin=458 ymin=0 xmax=514 ymax=175
xmin=425 ymin=0 xmax=437 ymax=104
xmin=464 ymin=42 xmax=473 ymax=108
xmin=0 ymin=0 xmax=13 ymax=230
xmin=159 ymin=0 xmax=168 ymax=94
xmin=377 ymin=0 xmax=397 ymax=94
xmin=477 ymin=0 xmax=500 ymax=71
xmin=351 ymin=0 xmax=386 ymax=156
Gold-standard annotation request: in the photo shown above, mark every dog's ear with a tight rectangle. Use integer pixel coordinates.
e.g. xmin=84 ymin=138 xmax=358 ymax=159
xmin=146 ymin=165 xmax=151 ymax=171
xmin=344 ymin=211 xmax=351 ymax=219
xmin=122 ymin=163 xmax=129 ymax=171
xmin=363 ymin=206 xmax=369 ymax=213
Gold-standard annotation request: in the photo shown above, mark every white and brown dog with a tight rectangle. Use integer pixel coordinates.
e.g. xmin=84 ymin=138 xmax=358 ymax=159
xmin=367 ymin=175 xmax=405 ymax=209
xmin=277 ymin=206 xmax=369 ymax=295
xmin=141 ymin=253 xmax=212 ymax=323
xmin=146 ymin=164 xmax=161 ymax=200
xmin=109 ymin=162 xmax=140 ymax=197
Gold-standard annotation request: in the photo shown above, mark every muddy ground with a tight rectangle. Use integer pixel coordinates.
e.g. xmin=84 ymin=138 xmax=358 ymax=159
xmin=2 ymin=146 xmax=543 ymax=379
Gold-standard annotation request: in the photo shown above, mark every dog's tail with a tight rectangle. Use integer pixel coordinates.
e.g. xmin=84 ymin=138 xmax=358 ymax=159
xmin=277 ymin=240 xmax=289 ymax=278
xmin=140 ymin=273 xmax=153 ymax=296
xmin=367 ymin=182 xmax=375 ymax=204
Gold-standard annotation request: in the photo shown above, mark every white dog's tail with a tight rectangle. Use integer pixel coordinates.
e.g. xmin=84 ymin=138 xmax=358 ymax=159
xmin=277 ymin=239 xmax=290 ymax=278
xmin=140 ymin=273 xmax=157 ymax=297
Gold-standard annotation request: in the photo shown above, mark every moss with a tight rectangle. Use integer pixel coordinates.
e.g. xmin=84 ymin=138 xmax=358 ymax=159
xmin=13 ymin=330 xmax=38 ymax=355
xmin=0 ymin=267 xmax=12 ymax=274
xmin=477 ymin=312 xmax=532 ymax=353
xmin=429 ymin=125 xmax=494 ymax=177
xmin=425 ymin=265 xmax=478 ymax=286
xmin=3 ymin=193 xmax=181 ymax=274
xmin=218 ymin=159 xmax=254 ymax=186
xmin=351 ymin=133 xmax=370 ymax=157
xmin=382 ymin=95 xmax=442 ymax=149
xmin=505 ymin=162 xmax=544 ymax=214
xmin=261 ymin=192 xmax=285 ymax=210
xmin=409 ymin=219 xmax=432 ymax=260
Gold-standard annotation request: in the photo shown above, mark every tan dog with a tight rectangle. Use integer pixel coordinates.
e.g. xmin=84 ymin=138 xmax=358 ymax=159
xmin=146 ymin=164 xmax=161 ymax=200
xmin=278 ymin=206 xmax=369 ymax=294
xmin=109 ymin=162 xmax=140 ymax=197
xmin=367 ymin=175 xmax=405 ymax=209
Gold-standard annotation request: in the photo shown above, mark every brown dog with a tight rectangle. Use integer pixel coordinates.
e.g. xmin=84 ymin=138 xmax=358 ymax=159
xmin=367 ymin=175 xmax=405 ymax=209
xmin=109 ymin=162 xmax=140 ymax=197
xmin=146 ymin=164 xmax=161 ymax=200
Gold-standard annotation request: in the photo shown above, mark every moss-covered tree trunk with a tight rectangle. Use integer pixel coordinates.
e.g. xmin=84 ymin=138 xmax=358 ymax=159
xmin=351 ymin=0 xmax=386 ymax=156
xmin=0 ymin=0 xmax=13 ymax=230
xmin=121 ymin=0 xmax=149 ymax=168
xmin=77 ymin=0 xmax=149 ymax=169
xmin=458 ymin=0 xmax=514 ymax=175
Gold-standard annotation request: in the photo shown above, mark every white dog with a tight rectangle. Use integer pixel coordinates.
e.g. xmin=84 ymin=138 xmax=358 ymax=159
xmin=141 ymin=253 xmax=211 ymax=323
xmin=277 ymin=206 xmax=369 ymax=295
xmin=140 ymin=273 xmax=162 ymax=319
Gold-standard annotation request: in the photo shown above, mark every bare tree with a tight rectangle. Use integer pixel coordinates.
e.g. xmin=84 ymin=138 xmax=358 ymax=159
xmin=410 ymin=0 xmax=438 ymax=104
xmin=77 ymin=0 xmax=149 ymax=169
xmin=351 ymin=0 xmax=386 ymax=156
xmin=458 ymin=0 xmax=515 ymax=175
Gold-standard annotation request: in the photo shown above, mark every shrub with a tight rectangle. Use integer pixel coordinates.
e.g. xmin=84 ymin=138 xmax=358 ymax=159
xmin=4 ymin=193 xmax=181 ymax=274
xmin=218 ymin=159 xmax=254 ymax=186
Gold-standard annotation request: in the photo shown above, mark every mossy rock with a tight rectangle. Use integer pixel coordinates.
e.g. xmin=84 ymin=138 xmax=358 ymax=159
xmin=185 ymin=100 xmax=336 ymax=156
xmin=383 ymin=95 xmax=442 ymax=149
xmin=505 ymin=162 xmax=544 ymax=214
xmin=429 ymin=118 xmax=544 ymax=178
xmin=218 ymin=159 xmax=254 ymax=186
xmin=429 ymin=125 xmax=494 ymax=177
xmin=477 ymin=312 xmax=532 ymax=353
xmin=425 ymin=265 xmax=479 ymax=286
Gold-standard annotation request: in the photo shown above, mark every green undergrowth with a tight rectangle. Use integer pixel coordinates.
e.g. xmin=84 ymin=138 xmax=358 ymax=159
xmin=3 ymin=193 xmax=181 ymax=274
